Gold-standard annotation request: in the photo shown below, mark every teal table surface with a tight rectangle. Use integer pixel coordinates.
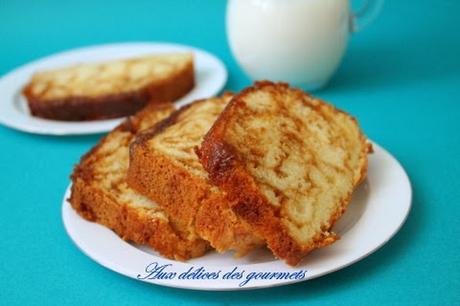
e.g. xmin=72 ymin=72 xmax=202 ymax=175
xmin=1 ymin=1 xmax=459 ymax=305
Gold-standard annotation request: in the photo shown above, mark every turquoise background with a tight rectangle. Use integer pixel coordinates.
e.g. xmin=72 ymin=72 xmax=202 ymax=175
xmin=1 ymin=0 xmax=459 ymax=305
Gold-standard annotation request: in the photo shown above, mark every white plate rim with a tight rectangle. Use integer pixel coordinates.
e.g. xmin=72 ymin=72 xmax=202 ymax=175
xmin=62 ymin=141 xmax=412 ymax=291
xmin=0 ymin=42 xmax=227 ymax=135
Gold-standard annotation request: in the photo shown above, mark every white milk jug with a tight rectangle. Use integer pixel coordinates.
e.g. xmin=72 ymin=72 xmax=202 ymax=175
xmin=227 ymin=0 xmax=383 ymax=89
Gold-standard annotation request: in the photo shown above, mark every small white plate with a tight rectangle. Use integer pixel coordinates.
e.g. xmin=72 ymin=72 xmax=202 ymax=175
xmin=0 ymin=42 xmax=227 ymax=135
xmin=62 ymin=142 xmax=412 ymax=291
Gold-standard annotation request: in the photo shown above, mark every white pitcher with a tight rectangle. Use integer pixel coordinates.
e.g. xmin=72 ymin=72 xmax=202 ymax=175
xmin=227 ymin=0 xmax=383 ymax=90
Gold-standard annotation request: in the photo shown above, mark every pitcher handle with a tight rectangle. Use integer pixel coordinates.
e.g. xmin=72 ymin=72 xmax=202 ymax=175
xmin=350 ymin=0 xmax=384 ymax=32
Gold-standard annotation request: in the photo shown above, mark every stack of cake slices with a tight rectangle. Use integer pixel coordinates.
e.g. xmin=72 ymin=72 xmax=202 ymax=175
xmin=69 ymin=81 xmax=371 ymax=265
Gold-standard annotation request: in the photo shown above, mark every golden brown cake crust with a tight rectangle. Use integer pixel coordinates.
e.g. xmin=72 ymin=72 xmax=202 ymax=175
xmin=69 ymin=103 xmax=209 ymax=260
xmin=23 ymin=58 xmax=194 ymax=121
xmin=127 ymin=98 xmax=264 ymax=255
xmin=197 ymin=81 xmax=370 ymax=265
xmin=69 ymin=179 xmax=207 ymax=260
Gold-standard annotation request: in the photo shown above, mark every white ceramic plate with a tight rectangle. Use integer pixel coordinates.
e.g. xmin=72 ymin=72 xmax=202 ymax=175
xmin=0 ymin=42 xmax=227 ymax=135
xmin=62 ymin=142 xmax=411 ymax=290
